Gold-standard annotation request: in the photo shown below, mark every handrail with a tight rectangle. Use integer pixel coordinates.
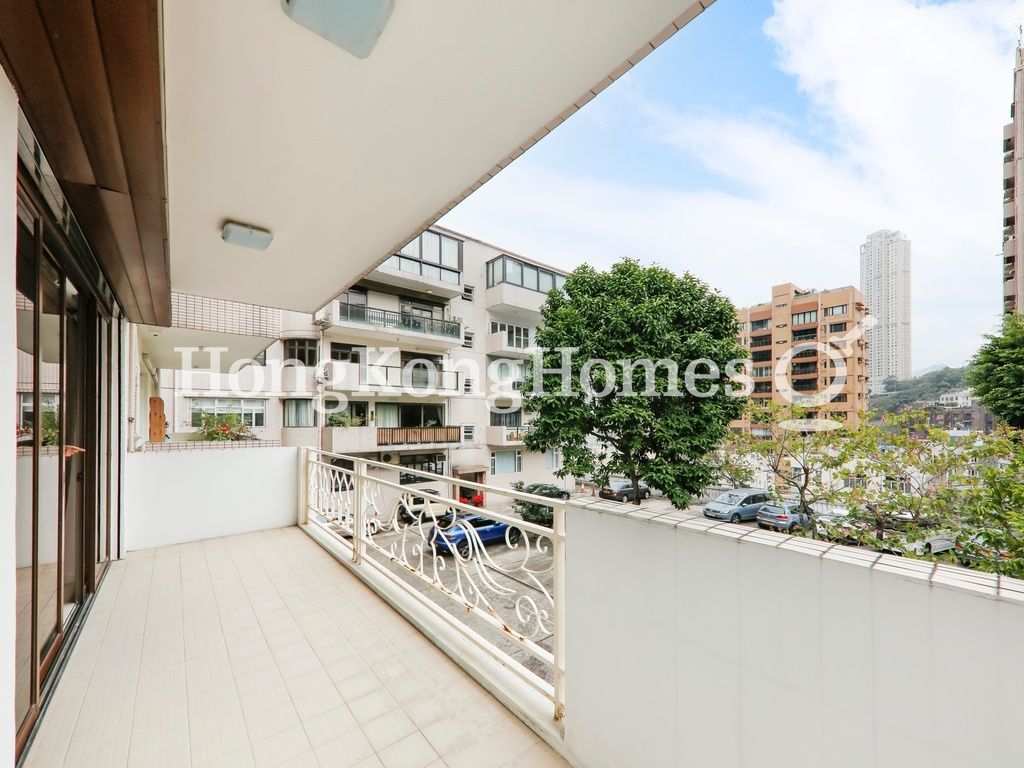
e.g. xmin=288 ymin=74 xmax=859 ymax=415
xmin=377 ymin=426 xmax=461 ymax=445
xmin=303 ymin=449 xmax=566 ymax=720
xmin=334 ymin=301 xmax=462 ymax=338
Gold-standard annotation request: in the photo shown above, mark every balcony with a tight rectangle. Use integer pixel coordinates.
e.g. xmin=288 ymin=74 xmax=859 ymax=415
xmin=486 ymin=331 xmax=535 ymax=359
xmin=325 ymin=362 xmax=462 ymax=396
xmin=487 ymin=424 xmax=531 ymax=446
xmin=22 ymin=446 xmax=1024 ymax=768
xmin=324 ymin=301 xmax=463 ymax=348
xmin=371 ymin=258 xmax=464 ymax=299
xmin=485 ymin=283 xmax=546 ymax=320
xmin=377 ymin=425 xmax=462 ymax=447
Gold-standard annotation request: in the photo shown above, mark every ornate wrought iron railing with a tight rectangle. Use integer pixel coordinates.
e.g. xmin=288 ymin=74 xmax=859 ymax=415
xmin=302 ymin=450 xmax=566 ymax=721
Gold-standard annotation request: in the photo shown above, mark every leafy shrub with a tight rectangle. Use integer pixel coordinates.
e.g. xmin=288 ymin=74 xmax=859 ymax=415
xmin=198 ymin=413 xmax=253 ymax=441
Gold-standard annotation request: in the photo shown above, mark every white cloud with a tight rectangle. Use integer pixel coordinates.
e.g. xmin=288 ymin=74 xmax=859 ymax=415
xmin=441 ymin=0 xmax=1024 ymax=369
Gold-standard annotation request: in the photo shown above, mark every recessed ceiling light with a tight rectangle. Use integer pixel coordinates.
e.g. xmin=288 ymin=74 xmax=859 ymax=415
xmin=281 ymin=0 xmax=394 ymax=59
xmin=222 ymin=221 xmax=273 ymax=251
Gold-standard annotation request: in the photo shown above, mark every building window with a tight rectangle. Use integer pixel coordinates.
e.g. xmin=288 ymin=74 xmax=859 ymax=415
xmin=463 ymin=331 xmax=475 ymax=349
xmin=750 ymin=318 xmax=770 ymax=331
xmin=252 ymin=349 xmax=267 ymax=366
xmin=462 ymin=425 xmax=476 ymax=442
xmin=191 ymin=397 xmax=266 ymax=428
xmin=751 ymin=366 xmax=773 ymax=378
xmin=283 ymin=399 xmax=317 ymax=427
xmin=330 ymin=342 xmax=365 ymax=362
xmin=376 ymin=402 xmax=444 ymax=428
xmin=399 ymin=453 xmax=445 ymax=484
xmin=750 ymin=334 xmax=772 ymax=348
xmin=490 ymin=408 xmax=522 ymax=427
xmin=792 ymin=310 xmax=818 ymax=325
xmin=386 ymin=230 xmax=462 ymax=284
xmin=828 ymin=322 xmax=848 ymax=334
xmin=544 ymin=449 xmax=561 ymax=470
xmin=490 ymin=450 xmax=522 ymax=475
xmin=463 ymin=378 xmax=474 ymax=394
xmin=18 ymin=392 xmax=58 ymax=429
xmin=490 ymin=321 xmax=530 ymax=348
xmin=824 ymin=305 xmax=848 ymax=317
xmin=283 ymin=338 xmax=318 ymax=367
xmin=792 ymin=328 xmax=818 ymax=342
xmin=341 ymin=287 xmax=368 ymax=306
xmin=486 ymin=255 xmax=566 ymax=293
xmin=753 ymin=381 xmax=772 ymax=393
xmin=462 ymin=285 xmax=475 ymax=302
xmin=751 ymin=350 xmax=772 ymax=363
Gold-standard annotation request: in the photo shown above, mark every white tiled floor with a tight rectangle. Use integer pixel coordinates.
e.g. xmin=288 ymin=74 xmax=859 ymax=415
xmin=24 ymin=527 xmax=569 ymax=768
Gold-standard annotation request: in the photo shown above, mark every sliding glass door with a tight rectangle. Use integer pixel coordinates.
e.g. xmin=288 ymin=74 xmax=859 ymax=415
xmin=14 ymin=176 xmax=121 ymax=756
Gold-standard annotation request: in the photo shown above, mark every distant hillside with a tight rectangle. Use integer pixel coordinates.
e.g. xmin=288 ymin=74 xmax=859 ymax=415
xmin=869 ymin=367 xmax=966 ymax=414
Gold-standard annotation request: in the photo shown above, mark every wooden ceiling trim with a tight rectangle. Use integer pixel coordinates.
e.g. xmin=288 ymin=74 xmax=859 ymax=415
xmin=0 ymin=1 xmax=95 ymax=185
xmin=93 ymin=0 xmax=169 ymax=325
xmin=35 ymin=0 xmax=128 ymax=193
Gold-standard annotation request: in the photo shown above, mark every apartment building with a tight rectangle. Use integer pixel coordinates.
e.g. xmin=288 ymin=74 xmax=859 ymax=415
xmin=160 ymin=226 xmax=571 ymax=503
xmin=859 ymin=229 xmax=911 ymax=389
xmin=735 ymin=283 xmax=870 ymax=430
xmin=1004 ymin=45 xmax=1024 ymax=314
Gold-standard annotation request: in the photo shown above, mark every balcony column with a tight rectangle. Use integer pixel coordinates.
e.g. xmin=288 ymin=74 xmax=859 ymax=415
xmin=0 ymin=69 xmax=18 ymax=763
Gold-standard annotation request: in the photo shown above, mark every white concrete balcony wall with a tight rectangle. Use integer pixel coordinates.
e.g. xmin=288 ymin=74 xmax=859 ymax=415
xmin=123 ymin=446 xmax=299 ymax=550
xmin=485 ymin=283 xmax=545 ymax=319
xmin=562 ymin=499 xmax=1024 ymax=768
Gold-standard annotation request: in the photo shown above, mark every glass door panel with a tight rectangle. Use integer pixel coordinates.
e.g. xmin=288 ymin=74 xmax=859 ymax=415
xmin=62 ymin=278 xmax=85 ymax=626
xmin=37 ymin=256 xmax=62 ymax=662
xmin=14 ymin=211 xmax=37 ymax=732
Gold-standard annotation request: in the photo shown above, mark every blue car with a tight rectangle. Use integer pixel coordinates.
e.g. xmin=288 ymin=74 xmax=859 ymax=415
xmin=429 ymin=514 xmax=522 ymax=558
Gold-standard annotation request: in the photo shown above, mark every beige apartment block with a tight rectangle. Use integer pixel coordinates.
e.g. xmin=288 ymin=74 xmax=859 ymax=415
xmin=734 ymin=283 xmax=870 ymax=431
xmin=160 ymin=227 xmax=572 ymax=505
xmin=1003 ymin=46 xmax=1024 ymax=314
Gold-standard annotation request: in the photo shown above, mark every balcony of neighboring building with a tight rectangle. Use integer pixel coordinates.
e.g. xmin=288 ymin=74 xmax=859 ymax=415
xmin=485 ymin=255 xmax=567 ymax=321
xmin=487 ymin=424 xmax=532 ymax=447
xmin=486 ymin=330 xmax=535 ymax=360
xmin=320 ymin=300 xmax=463 ymax=349
xmin=369 ymin=230 xmax=466 ymax=300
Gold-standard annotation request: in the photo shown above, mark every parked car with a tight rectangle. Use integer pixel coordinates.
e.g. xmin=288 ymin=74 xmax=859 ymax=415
xmin=599 ymin=480 xmax=651 ymax=502
xmin=756 ymin=502 xmax=810 ymax=533
xmin=397 ymin=488 xmax=450 ymax=524
xmin=521 ymin=482 xmax=571 ymax=500
xmin=703 ymin=488 xmax=772 ymax=523
xmin=428 ymin=514 xmax=522 ymax=558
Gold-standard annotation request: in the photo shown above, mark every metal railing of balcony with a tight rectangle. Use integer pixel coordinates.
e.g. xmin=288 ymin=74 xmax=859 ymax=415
xmin=377 ymin=426 xmax=462 ymax=445
xmin=303 ymin=451 xmax=566 ymax=721
xmin=335 ymin=301 xmax=462 ymax=338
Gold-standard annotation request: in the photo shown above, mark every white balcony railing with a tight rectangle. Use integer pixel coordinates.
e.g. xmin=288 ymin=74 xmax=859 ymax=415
xmin=302 ymin=451 xmax=567 ymax=721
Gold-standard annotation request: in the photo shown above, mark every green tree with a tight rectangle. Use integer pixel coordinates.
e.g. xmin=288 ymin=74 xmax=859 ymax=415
xmin=966 ymin=313 xmax=1024 ymax=428
xmin=838 ymin=411 xmax=977 ymax=549
xmin=737 ymin=402 xmax=852 ymax=529
xmin=522 ymin=259 xmax=746 ymax=507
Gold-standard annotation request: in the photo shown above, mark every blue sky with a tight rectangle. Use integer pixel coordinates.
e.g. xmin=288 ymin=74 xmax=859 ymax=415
xmin=442 ymin=0 xmax=1024 ymax=371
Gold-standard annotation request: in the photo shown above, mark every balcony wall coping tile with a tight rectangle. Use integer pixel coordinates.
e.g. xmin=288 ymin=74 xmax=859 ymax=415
xmin=568 ymin=498 xmax=1024 ymax=605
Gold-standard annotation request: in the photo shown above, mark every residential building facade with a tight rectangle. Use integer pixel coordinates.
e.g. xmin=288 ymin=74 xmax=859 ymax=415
xmin=859 ymin=229 xmax=911 ymax=389
xmin=159 ymin=227 xmax=571 ymax=505
xmin=735 ymin=283 xmax=870 ymax=430
xmin=1004 ymin=45 xmax=1024 ymax=314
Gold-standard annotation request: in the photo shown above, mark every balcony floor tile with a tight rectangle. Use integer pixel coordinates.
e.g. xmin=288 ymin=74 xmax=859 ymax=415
xmin=23 ymin=527 xmax=568 ymax=768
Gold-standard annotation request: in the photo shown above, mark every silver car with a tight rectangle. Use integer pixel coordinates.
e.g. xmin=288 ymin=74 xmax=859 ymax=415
xmin=703 ymin=489 xmax=772 ymax=523
xmin=756 ymin=502 xmax=810 ymax=533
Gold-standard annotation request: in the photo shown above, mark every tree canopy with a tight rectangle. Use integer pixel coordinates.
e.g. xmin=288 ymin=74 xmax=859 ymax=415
xmin=966 ymin=313 xmax=1024 ymax=428
xmin=522 ymin=259 xmax=746 ymax=506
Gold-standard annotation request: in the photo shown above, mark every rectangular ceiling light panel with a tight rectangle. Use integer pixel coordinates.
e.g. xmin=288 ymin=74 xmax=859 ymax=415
xmin=281 ymin=0 xmax=394 ymax=59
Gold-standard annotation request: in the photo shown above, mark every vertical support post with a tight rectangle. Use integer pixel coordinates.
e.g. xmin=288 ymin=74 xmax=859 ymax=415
xmin=352 ymin=460 xmax=367 ymax=565
xmin=297 ymin=447 xmax=310 ymax=526
xmin=553 ymin=502 xmax=566 ymax=723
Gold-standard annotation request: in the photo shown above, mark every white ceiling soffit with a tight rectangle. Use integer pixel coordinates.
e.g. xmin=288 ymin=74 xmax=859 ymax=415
xmin=138 ymin=326 xmax=270 ymax=374
xmin=162 ymin=1 xmax=714 ymax=313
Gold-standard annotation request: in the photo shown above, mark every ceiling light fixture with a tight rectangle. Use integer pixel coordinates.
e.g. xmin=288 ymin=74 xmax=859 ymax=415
xmin=281 ymin=0 xmax=394 ymax=59
xmin=222 ymin=221 xmax=273 ymax=251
